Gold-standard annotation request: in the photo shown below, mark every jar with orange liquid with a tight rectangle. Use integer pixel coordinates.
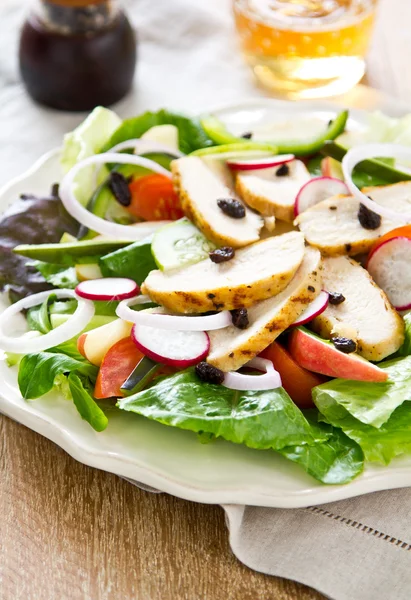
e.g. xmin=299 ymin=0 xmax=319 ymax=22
xmin=233 ymin=0 xmax=378 ymax=98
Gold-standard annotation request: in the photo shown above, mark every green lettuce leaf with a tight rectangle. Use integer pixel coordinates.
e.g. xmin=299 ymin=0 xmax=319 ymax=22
xmin=106 ymin=109 xmax=214 ymax=155
xmin=313 ymin=356 xmax=411 ymax=428
xmin=99 ymin=237 xmax=156 ymax=285
xmin=118 ymin=369 xmax=329 ymax=451
xmin=61 ymin=106 xmax=122 ymax=205
xmin=35 ymin=261 xmax=78 ymax=289
xmin=315 ymin=395 xmax=411 ymax=465
xmin=396 ymin=313 xmax=411 ymax=358
xmin=26 ymin=292 xmax=57 ymax=334
xmin=18 ymin=352 xmax=98 ymax=399
xmin=67 ymin=373 xmax=108 ymax=432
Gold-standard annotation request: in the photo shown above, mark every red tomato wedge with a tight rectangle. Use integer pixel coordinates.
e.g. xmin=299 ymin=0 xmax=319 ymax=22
xmin=367 ymin=225 xmax=411 ymax=263
xmin=94 ymin=337 xmax=144 ymax=399
xmin=260 ymin=341 xmax=326 ymax=409
xmin=128 ymin=174 xmax=184 ymax=221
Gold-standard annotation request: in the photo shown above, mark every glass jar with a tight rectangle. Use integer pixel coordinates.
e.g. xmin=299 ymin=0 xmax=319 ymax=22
xmin=19 ymin=0 xmax=137 ymax=111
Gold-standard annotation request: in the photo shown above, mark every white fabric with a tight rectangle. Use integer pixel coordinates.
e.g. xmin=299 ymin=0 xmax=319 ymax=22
xmin=2 ymin=2 xmax=411 ymax=599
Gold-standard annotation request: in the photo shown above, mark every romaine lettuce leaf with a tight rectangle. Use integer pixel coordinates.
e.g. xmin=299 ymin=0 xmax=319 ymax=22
xmin=396 ymin=313 xmax=411 ymax=358
xmin=68 ymin=372 xmax=108 ymax=432
xmin=61 ymin=106 xmax=122 ymax=205
xmin=118 ymin=369 xmax=329 ymax=450
xmin=105 ymin=109 xmax=214 ymax=155
xmin=35 ymin=262 xmax=78 ymax=289
xmin=313 ymin=356 xmax=411 ymax=428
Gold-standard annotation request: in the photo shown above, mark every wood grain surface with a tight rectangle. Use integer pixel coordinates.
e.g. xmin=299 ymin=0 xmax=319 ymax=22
xmin=0 ymin=1 xmax=409 ymax=599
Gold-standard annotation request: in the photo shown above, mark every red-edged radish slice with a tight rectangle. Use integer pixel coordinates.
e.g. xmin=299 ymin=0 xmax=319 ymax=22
xmin=0 ymin=289 xmax=95 ymax=353
xmin=222 ymin=357 xmax=282 ymax=391
xmin=342 ymin=143 xmax=411 ymax=222
xmin=294 ymin=177 xmax=349 ymax=216
xmin=226 ymin=154 xmax=295 ymax=171
xmin=367 ymin=236 xmax=411 ymax=310
xmin=291 ymin=291 xmax=329 ymax=327
xmin=76 ymin=278 xmax=139 ymax=301
xmin=131 ymin=323 xmax=209 ymax=367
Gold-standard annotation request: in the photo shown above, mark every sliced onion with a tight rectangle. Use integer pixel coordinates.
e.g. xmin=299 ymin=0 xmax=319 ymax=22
xmin=342 ymin=144 xmax=411 ymax=222
xmin=108 ymin=139 xmax=183 ymax=158
xmin=60 ymin=152 xmax=173 ymax=240
xmin=0 ymin=289 xmax=95 ymax=353
xmin=222 ymin=357 xmax=282 ymax=391
xmin=116 ymin=296 xmax=232 ymax=331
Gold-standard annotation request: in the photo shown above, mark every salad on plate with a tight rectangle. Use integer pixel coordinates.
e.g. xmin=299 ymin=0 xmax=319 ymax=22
xmin=3 ymin=105 xmax=411 ymax=486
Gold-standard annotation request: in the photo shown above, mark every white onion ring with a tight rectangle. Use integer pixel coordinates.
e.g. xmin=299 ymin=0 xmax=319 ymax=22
xmin=60 ymin=152 xmax=173 ymax=240
xmin=222 ymin=357 xmax=282 ymax=391
xmin=0 ymin=290 xmax=95 ymax=353
xmin=116 ymin=296 xmax=232 ymax=331
xmin=342 ymin=143 xmax=411 ymax=222
xmin=108 ymin=139 xmax=183 ymax=158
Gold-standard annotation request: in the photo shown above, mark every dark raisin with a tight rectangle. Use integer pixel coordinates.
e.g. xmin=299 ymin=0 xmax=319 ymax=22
xmin=209 ymin=247 xmax=235 ymax=263
xmin=195 ymin=362 xmax=224 ymax=385
xmin=231 ymin=308 xmax=249 ymax=329
xmin=329 ymin=205 xmax=337 ymax=211
xmin=308 ymin=285 xmax=315 ymax=292
xmin=241 ymin=131 xmax=253 ymax=139
xmin=108 ymin=172 xmax=131 ymax=207
xmin=51 ymin=183 xmax=60 ymax=198
xmin=276 ymin=163 xmax=290 ymax=177
xmin=358 ymin=203 xmax=381 ymax=230
xmin=329 ymin=292 xmax=345 ymax=305
xmin=332 ymin=337 xmax=357 ymax=354
xmin=217 ymin=198 xmax=246 ymax=219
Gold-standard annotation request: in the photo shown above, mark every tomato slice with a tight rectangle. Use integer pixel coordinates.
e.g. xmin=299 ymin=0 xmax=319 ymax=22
xmin=260 ymin=341 xmax=327 ymax=409
xmin=368 ymin=225 xmax=411 ymax=264
xmin=94 ymin=337 xmax=144 ymax=399
xmin=128 ymin=174 xmax=184 ymax=221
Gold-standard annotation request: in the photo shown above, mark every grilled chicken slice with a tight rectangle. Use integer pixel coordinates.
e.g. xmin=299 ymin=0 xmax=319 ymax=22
xmin=171 ymin=156 xmax=263 ymax=248
xmin=142 ymin=232 xmax=305 ymax=314
xmin=235 ymin=160 xmax=311 ymax=222
xmin=207 ymin=246 xmax=322 ymax=372
xmin=311 ymin=256 xmax=404 ymax=361
xmin=294 ymin=182 xmax=411 ymax=256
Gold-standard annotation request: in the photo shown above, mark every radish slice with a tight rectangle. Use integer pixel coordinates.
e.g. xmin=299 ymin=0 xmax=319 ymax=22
xmin=223 ymin=357 xmax=282 ymax=391
xmin=342 ymin=143 xmax=411 ymax=222
xmin=0 ymin=289 xmax=95 ymax=353
xmin=76 ymin=278 xmax=139 ymax=301
xmin=116 ymin=296 xmax=232 ymax=331
xmin=291 ymin=291 xmax=329 ymax=327
xmin=294 ymin=177 xmax=349 ymax=216
xmin=108 ymin=139 xmax=183 ymax=158
xmin=227 ymin=154 xmax=295 ymax=171
xmin=367 ymin=237 xmax=411 ymax=310
xmin=60 ymin=152 xmax=173 ymax=240
xmin=131 ymin=323 xmax=209 ymax=367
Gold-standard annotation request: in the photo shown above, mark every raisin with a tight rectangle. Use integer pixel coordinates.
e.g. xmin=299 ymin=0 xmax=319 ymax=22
xmin=209 ymin=247 xmax=235 ymax=263
xmin=329 ymin=205 xmax=337 ymax=211
xmin=217 ymin=198 xmax=246 ymax=219
xmin=276 ymin=163 xmax=290 ymax=177
xmin=329 ymin=292 xmax=345 ymax=305
xmin=332 ymin=337 xmax=357 ymax=354
xmin=195 ymin=362 xmax=224 ymax=385
xmin=358 ymin=203 xmax=381 ymax=230
xmin=241 ymin=131 xmax=253 ymax=139
xmin=231 ymin=308 xmax=249 ymax=329
xmin=108 ymin=171 xmax=131 ymax=207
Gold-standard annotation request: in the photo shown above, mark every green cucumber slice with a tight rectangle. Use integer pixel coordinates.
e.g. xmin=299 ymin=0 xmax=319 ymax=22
xmin=151 ymin=218 xmax=215 ymax=271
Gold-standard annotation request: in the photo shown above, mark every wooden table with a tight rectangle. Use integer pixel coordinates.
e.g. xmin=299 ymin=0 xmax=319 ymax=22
xmin=1 ymin=1 xmax=410 ymax=598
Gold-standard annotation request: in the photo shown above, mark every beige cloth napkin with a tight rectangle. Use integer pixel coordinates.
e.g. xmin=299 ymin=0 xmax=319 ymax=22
xmin=2 ymin=2 xmax=411 ymax=599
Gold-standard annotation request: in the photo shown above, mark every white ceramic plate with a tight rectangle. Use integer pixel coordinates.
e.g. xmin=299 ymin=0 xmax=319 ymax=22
xmin=2 ymin=98 xmax=411 ymax=509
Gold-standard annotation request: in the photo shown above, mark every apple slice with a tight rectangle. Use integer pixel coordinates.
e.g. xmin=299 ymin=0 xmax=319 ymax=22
xmin=77 ymin=319 xmax=133 ymax=366
xmin=75 ymin=263 xmax=103 ymax=282
xmin=321 ymin=157 xmax=344 ymax=180
xmin=288 ymin=328 xmax=388 ymax=383
xmin=226 ymin=154 xmax=295 ymax=172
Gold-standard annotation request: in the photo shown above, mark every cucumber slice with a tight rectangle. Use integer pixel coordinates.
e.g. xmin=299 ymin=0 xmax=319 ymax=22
xmin=120 ymin=356 xmax=162 ymax=396
xmin=151 ymin=218 xmax=215 ymax=271
xmin=14 ymin=239 xmax=132 ymax=265
xmin=141 ymin=124 xmax=179 ymax=152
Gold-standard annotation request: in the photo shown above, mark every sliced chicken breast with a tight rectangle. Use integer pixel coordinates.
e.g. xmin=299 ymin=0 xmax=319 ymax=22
xmin=294 ymin=182 xmax=411 ymax=256
xmin=207 ymin=246 xmax=322 ymax=372
xmin=142 ymin=232 xmax=305 ymax=314
xmin=171 ymin=156 xmax=263 ymax=248
xmin=311 ymin=256 xmax=404 ymax=361
xmin=235 ymin=160 xmax=311 ymax=222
